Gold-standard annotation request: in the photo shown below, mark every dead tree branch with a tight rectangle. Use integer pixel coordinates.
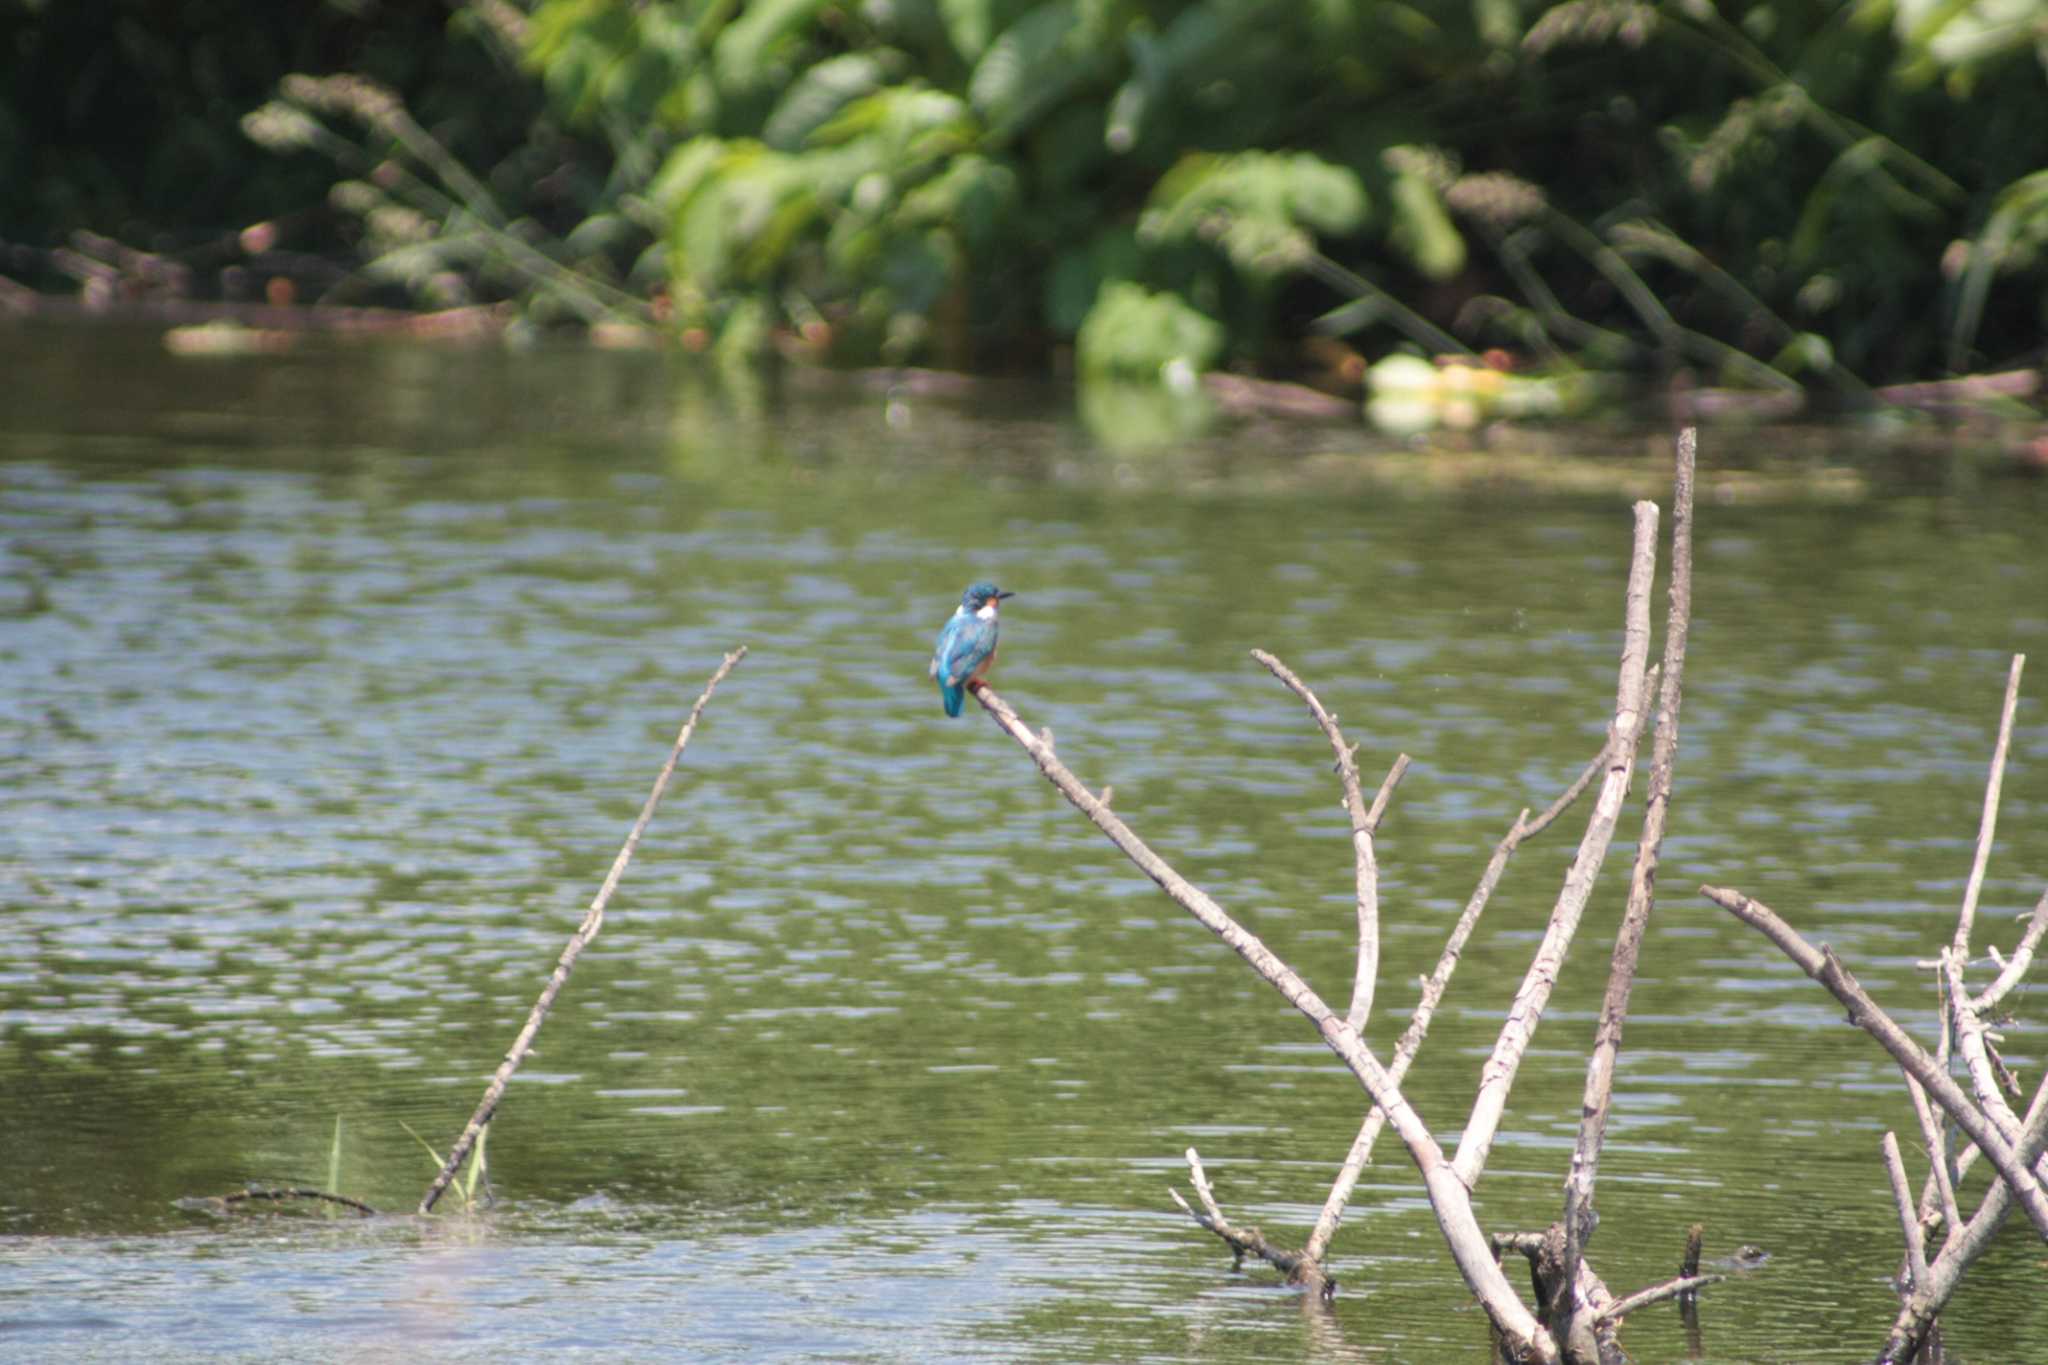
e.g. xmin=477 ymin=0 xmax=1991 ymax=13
xmin=1700 ymin=885 xmax=2048 ymax=1240
xmin=1877 ymin=1080 xmax=2048 ymax=1363
xmin=1301 ymin=737 xmax=1611 ymax=1268
xmin=1972 ymin=888 xmax=2048 ymax=1014
xmin=418 ymin=647 xmax=747 ymax=1215
xmin=1883 ymin=1131 xmax=1932 ymax=1296
xmin=969 ymin=678 xmax=1559 ymax=1358
xmin=1904 ymin=1073 xmax=1962 ymax=1241
xmin=1167 ymin=1148 xmax=1326 ymax=1293
xmin=1951 ymin=654 xmax=2024 ymax=958
xmin=1943 ymin=951 xmax=2026 ymax=1137
xmin=1451 ymin=500 xmax=1661 ymax=1190
xmin=1251 ymin=647 xmax=1409 ymax=1035
xmin=974 ymin=494 xmax=1670 ymax=1358
xmin=1594 ymin=1273 xmax=1725 ymax=1325
xmin=1559 ymin=427 xmax=1697 ymax=1320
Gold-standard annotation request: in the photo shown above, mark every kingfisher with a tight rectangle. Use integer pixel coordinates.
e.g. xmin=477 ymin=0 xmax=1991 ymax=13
xmin=930 ymin=580 xmax=1014 ymax=717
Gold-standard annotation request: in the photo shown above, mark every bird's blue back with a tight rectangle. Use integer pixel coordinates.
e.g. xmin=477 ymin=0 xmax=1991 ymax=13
xmin=932 ymin=608 xmax=998 ymax=717
xmin=931 ymin=582 xmax=1010 ymax=717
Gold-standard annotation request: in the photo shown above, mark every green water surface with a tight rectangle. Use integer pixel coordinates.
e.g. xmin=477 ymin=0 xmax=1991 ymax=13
xmin=3 ymin=327 xmax=2046 ymax=1362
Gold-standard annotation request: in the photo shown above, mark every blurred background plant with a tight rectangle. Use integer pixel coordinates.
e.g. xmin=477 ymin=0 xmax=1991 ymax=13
xmin=3 ymin=0 xmax=2045 ymax=405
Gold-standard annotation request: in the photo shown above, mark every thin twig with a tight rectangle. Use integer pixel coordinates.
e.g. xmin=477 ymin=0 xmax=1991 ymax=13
xmin=1904 ymin=1072 xmax=1962 ymax=1242
xmin=1562 ymin=427 xmax=1697 ymax=1307
xmin=418 ymin=648 xmax=747 ymax=1214
xmin=1973 ymin=888 xmax=2048 ymax=1013
xmin=1883 ymin=1132 xmax=1932 ymax=1295
xmin=1944 ymin=951 xmax=2025 ymax=1139
xmin=1700 ymin=885 xmax=2048 ymax=1239
xmin=1451 ymin=500 xmax=1661 ymax=1190
xmin=1594 ymin=1273 xmax=1726 ymax=1325
xmin=1251 ymin=648 xmax=1408 ymax=1035
xmin=1169 ymin=1148 xmax=1323 ymax=1289
xmin=1953 ymin=654 xmax=2025 ymax=959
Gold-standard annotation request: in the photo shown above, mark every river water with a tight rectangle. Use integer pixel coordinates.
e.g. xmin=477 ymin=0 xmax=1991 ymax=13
xmin=3 ymin=326 xmax=2046 ymax=1361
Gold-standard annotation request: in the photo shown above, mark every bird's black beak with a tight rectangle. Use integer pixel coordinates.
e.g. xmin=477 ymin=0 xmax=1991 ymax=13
xmin=996 ymin=590 xmax=1016 ymax=600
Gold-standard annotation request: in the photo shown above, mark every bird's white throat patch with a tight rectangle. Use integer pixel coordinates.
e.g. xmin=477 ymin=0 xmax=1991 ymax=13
xmin=975 ymin=601 xmax=999 ymax=620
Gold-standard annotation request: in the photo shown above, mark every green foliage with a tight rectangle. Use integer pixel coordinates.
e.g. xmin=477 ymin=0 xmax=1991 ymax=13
xmin=518 ymin=0 xmax=1444 ymax=371
xmin=1075 ymin=281 xmax=1224 ymax=381
xmin=5 ymin=0 xmax=2044 ymax=391
xmin=498 ymin=0 xmax=2047 ymax=386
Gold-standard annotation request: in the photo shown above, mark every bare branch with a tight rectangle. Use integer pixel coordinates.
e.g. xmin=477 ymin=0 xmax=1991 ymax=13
xmin=1700 ymin=885 xmax=2048 ymax=1239
xmin=1562 ymin=427 xmax=1697 ymax=1302
xmin=1952 ymin=653 xmax=2025 ymax=958
xmin=1365 ymin=755 xmax=1409 ymax=834
xmin=1877 ymin=1084 xmax=2048 ymax=1362
xmin=418 ymin=647 xmax=748 ymax=1215
xmin=1883 ymin=1132 xmax=1932 ymax=1294
xmin=1904 ymin=1073 xmax=1962 ymax=1242
xmin=1251 ymin=648 xmax=1408 ymax=1034
xmin=1169 ymin=1148 xmax=1324 ymax=1291
xmin=1594 ymin=1273 xmax=1726 ymax=1325
xmin=1944 ymin=951 xmax=2025 ymax=1139
xmin=1973 ymin=888 xmax=2048 ymax=1013
xmin=1452 ymin=500 xmax=1662 ymax=1190
xmin=968 ymin=680 xmax=1558 ymax=1359
xmin=1302 ymin=740 xmax=1609 ymax=1266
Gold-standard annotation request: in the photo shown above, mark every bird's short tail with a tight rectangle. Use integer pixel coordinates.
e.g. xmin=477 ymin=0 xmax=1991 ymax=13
xmin=940 ymin=680 xmax=965 ymax=718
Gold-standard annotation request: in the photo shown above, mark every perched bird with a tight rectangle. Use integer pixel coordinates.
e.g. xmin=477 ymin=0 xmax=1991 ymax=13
xmin=930 ymin=580 xmax=1014 ymax=717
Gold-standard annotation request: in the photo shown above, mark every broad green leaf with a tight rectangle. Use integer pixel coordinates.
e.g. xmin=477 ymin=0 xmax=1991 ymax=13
xmin=969 ymin=1 xmax=1106 ymax=140
xmin=900 ymin=154 xmax=1020 ymax=247
xmin=648 ymin=137 xmax=729 ymax=216
xmin=714 ymin=0 xmax=832 ymax=94
xmin=1141 ymin=150 xmax=1368 ymax=277
xmin=939 ymin=0 xmax=1034 ymax=63
xmin=1075 ymin=281 xmax=1225 ymax=380
xmin=762 ymin=52 xmax=896 ymax=149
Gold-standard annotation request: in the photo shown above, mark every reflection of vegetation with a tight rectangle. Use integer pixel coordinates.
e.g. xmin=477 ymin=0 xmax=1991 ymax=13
xmin=5 ymin=1 xmax=2047 ymax=398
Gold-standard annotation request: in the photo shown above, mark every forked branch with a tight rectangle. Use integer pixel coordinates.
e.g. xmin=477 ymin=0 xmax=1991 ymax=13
xmin=1253 ymin=648 xmax=1409 ymax=1035
xmin=1699 ymin=886 xmax=2048 ymax=1240
xmin=968 ymin=679 xmax=1557 ymax=1358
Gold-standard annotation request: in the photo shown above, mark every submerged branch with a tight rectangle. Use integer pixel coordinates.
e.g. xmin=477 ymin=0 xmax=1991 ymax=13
xmin=203 ymin=1187 xmax=378 ymax=1217
xmin=1169 ymin=1148 xmax=1328 ymax=1294
xmin=418 ymin=647 xmax=747 ymax=1215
